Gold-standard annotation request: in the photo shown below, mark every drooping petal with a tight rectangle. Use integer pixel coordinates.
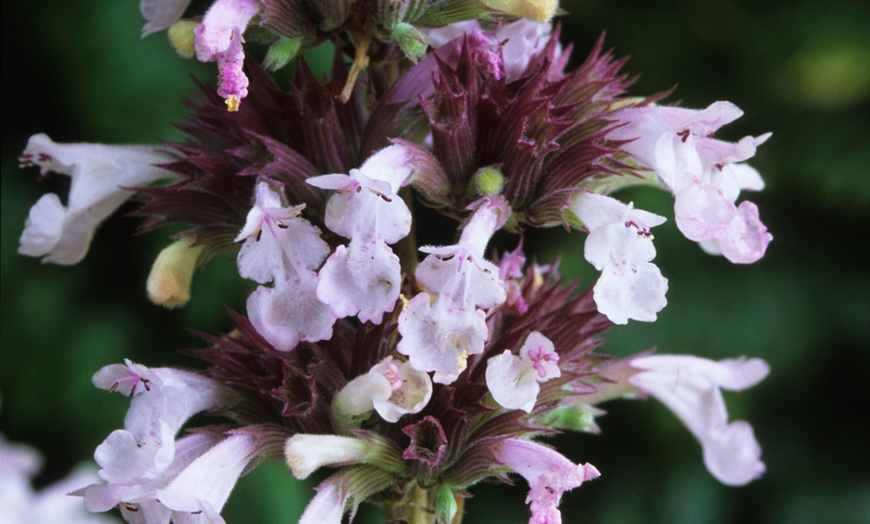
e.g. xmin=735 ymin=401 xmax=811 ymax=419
xmin=716 ymin=201 xmax=773 ymax=264
xmin=629 ymin=355 xmax=769 ymax=485
xmin=18 ymin=134 xmax=176 ymax=265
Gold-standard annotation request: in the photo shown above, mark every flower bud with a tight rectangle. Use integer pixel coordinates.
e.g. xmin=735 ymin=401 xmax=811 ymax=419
xmin=435 ymin=484 xmax=458 ymax=524
xmin=264 ymin=37 xmax=303 ymax=71
xmin=482 ymin=0 xmax=558 ymax=22
xmin=146 ymin=237 xmax=203 ymax=308
xmin=284 ymin=435 xmax=370 ymax=479
xmin=167 ymin=20 xmax=199 ymax=58
xmin=471 ymin=166 xmax=505 ymax=196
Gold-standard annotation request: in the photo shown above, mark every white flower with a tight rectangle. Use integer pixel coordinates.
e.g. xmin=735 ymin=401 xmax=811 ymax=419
xmin=18 ymin=134 xmax=176 ymax=265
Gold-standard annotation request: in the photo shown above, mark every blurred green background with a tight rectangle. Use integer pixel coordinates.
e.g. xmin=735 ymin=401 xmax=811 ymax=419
xmin=2 ymin=1 xmax=869 ymax=523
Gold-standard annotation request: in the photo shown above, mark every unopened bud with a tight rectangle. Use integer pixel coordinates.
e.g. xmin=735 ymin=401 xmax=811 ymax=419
xmin=167 ymin=20 xmax=199 ymax=58
xmin=482 ymin=0 xmax=558 ymax=22
xmin=284 ymin=434 xmax=370 ymax=479
xmin=435 ymin=484 xmax=458 ymax=524
xmin=146 ymin=237 xmax=203 ymax=308
xmin=471 ymin=166 xmax=505 ymax=196
xmin=392 ymin=22 xmax=429 ymax=63
xmin=264 ymin=37 xmax=302 ymax=72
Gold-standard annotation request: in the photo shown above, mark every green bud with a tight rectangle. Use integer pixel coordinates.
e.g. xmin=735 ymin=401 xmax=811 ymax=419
xmin=264 ymin=37 xmax=303 ymax=72
xmin=539 ymin=404 xmax=604 ymax=433
xmin=167 ymin=20 xmax=199 ymax=59
xmin=392 ymin=22 xmax=429 ymax=63
xmin=472 ymin=166 xmax=505 ymax=195
xmin=435 ymin=484 xmax=458 ymax=524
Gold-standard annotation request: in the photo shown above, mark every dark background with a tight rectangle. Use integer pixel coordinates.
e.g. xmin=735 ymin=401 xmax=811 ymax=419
xmin=2 ymin=1 xmax=869 ymax=523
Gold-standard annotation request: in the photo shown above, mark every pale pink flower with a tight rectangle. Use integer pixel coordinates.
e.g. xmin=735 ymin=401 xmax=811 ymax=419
xmin=628 ymin=354 xmax=769 ymax=485
xmin=236 ymin=182 xmax=335 ymax=350
xmin=308 ymin=145 xmax=414 ymax=323
xmin=332 ymin=357 xmax=433 ymax=423
xmin=609 ymin=102 xmax=773 ymax=263
xmin=18 ymin=134 xmax=175 ymax=265
xmin=570 ymin=192 xmax=668 ymax=324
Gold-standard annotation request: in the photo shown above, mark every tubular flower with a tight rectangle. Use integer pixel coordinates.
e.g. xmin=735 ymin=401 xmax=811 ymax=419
xmin=627 ymin=355 xmax=769 ymax=486
xmin=17 ymin=134 xmax=176 ymax=265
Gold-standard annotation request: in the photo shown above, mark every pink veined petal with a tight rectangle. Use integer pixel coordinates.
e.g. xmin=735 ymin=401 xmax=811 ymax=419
xmin=519 ymin=331 xmax=561 ymax=381
xmin=247 ymin=275 xmax=335 ymax=351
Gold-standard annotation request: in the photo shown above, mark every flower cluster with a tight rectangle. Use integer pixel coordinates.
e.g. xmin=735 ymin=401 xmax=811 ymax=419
xmin=16 ymin=2 xmax=773 ymax=523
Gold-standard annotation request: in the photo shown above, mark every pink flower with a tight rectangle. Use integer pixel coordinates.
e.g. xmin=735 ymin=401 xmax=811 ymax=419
xmin=486 ymin=331 xmax=560 ymax=412
xmin=570 ymin=192 xmax=668 ymax=324
xmin=193 ymin=0 xmax=261 ymax=110
xmin=308 ymin=145 xmax=415 ymax=324
xmin=332 ymin=357 xmax=433 ymax=423
xmin=609 ymin=102 xmax=772 ymax=264
xmin=495 ymin=439 xmax=600 ymax=524
xmin=236 ymin=182 xmax=335 ymax=350
xmin=398 ymin=197 xmax=509 ymax=383
xmin=628 ymin=354 xmax=769 ymax=485
xmin=17 ymin=134 xmax=176 ymax=265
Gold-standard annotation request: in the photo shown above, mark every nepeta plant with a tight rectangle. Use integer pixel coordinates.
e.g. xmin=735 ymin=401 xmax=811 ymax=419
xmin=15 ymin=1 xmax=773 ymax=523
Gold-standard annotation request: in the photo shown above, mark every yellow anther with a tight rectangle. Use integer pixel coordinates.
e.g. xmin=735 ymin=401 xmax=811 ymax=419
xmin=457 ymin=351 xmax=469 ymax=371
xmin=225 ymin=95 xmax=241 ymax=112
